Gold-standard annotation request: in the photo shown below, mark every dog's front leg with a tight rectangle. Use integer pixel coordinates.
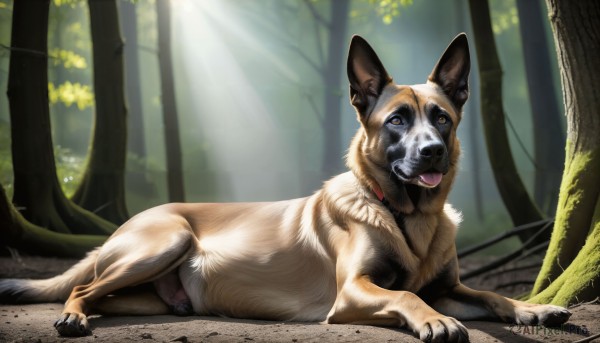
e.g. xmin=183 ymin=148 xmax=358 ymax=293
xmin=431 ymin=283 xmax=571 ymax=326
xmin=327 ymin=276 xmax=469 ymax=343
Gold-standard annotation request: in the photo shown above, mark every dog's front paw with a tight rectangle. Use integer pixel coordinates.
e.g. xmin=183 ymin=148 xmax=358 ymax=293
xmin=54 ymin=312 xmax=91 ymax=337
xmin=417 ymin=315 xmax=469 ymax=343
xmin=514 ymin=304 xmax=571 ymax=327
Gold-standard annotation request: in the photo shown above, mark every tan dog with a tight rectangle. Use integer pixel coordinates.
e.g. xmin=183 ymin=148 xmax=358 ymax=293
xmin=0 ymin=34 xmax=570 ymax=342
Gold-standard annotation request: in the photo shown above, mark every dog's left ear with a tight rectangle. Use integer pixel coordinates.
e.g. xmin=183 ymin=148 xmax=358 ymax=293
xmin=347 ymin=35 xmax=393 ymax=118
xmin=428 ymin=33 xmax=470 ymax=110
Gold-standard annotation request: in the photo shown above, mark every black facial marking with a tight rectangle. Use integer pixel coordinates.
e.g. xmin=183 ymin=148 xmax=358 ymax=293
xmin=427 ymin=104 xmax=453 ymax=145
xmin=382 ymin=105 xmax=414 ymax=165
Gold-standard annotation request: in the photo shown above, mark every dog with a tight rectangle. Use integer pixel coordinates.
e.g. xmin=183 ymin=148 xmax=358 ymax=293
xmin=0 ymin=34 xmax=571 ymax=342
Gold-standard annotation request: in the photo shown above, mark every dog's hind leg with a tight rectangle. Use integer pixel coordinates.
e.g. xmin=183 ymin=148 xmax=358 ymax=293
xmin=54 ymin=220 xmax=196 ymax=337
xmin=93 ymin=290 xmax=171 ymax=316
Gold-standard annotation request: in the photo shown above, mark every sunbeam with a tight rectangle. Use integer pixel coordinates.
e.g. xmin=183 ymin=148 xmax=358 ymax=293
xmin=172 ymin=0 xmax=301 ymax=201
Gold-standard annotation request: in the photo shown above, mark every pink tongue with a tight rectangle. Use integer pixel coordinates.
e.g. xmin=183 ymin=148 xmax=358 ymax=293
xmin=419 ymin=172 xmax=443 ymax=187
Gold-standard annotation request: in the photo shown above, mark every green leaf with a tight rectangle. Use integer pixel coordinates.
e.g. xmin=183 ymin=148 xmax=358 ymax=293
xmin=48 ymin=81 xmax=95 ymax=110
xmin=49 ymin=48 xmax=88 ymax=69
xmin=364 ymin=0 xmax=414 ymax=24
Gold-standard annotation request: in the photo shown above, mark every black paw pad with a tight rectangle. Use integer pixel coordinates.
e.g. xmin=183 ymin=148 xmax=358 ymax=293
xmin=171 ymin=301 xmax=194 ymax=316
xmin=54 ymin=315 xmax=90 ymax=337
xmin=543 ymin=309 xmax=572 ymax=327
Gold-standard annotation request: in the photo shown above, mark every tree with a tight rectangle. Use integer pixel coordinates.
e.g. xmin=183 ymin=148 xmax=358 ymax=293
xmin=515 ymin=0 xmax=564 ymax=215
xmin=7 ymin=0 xmax=115 ymax=236
xmin=119 ymin=0 xmax=146 ymax=163
xmin=0 ymin=184 xmax=106 ymax=258
xmin=272 ymin=0 xmax=350 ymax=182
xmin=320 ymin=0 xmax=349 ymax=177
xmin=467 ymin=0 xmax=545 ymax=241
xmin=71 ymin=0 xmax=129 ymax=225
xmin=119 ymin=0 xmax=155 ymax=196
xmin=529 ymin=0 xmax=599 ymax=306
xmin=156 ymin=0 xmax=185 ymax=202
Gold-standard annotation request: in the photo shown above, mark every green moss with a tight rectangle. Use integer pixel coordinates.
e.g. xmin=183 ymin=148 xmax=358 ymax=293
xmin=529 ymin=214 xmax=600 ymax=306
xmin=531 ymin=142 xmax=600 ymax=296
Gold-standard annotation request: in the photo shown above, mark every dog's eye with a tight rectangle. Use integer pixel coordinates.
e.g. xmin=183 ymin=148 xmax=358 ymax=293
xmin=437 ymin=115 xmax=448 ymax=125
xmin=390 ymin=117 xmax=404 ymax=125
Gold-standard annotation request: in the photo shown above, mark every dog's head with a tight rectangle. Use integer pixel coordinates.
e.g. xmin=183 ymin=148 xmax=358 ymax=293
xmin=347 ymin=34 xmax=470 ymax=211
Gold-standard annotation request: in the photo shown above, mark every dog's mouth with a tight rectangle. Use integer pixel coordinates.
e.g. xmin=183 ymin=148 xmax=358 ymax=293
xmin=416 ymin=172 xmax=443 ymax=188
xmin=393 ymin=166 xmax=444 ymax=189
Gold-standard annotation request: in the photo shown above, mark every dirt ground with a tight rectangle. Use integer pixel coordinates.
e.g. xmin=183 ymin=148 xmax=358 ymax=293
xmin=0 ymin=256 xmax=598 ymax=343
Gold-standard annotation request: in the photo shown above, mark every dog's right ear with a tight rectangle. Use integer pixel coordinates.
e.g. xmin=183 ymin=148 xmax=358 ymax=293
xmin=347 ymin=35 xmax=392 ymax=118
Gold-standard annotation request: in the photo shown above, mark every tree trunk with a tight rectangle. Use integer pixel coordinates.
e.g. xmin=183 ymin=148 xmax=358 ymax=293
xmin=321 ymin=0 xmax=349 ymax=178
xmin=529 ymin=0 xmax=600 ymax=306
xmin=516 ymin=0 xmax=565 ymax=215
xmin=119 ymin=0 xmax=146 ymax=161
xmin=119 ymin=0 xmax=156 ymax=197
xmin=0 ymin=185 xmax=106 ymax=258
xmin=71 ymin=0 xmax=129 ymax=225
xmin=467 ymin=0 xmax=544 ymax=241
xmin=7 ymin=0 xmax=116 ymax=236
xmin=156 ymin=0 xmax=185 ymax=202
xmin=456 ymin=0 xmax=484 ymax=220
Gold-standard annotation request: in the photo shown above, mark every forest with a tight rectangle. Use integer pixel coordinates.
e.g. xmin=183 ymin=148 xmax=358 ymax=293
xmin=0 ymin=0 xmax=598 ymax=341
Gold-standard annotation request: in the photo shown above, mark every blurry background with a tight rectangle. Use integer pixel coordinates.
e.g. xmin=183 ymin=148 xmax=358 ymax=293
xmin=0 ymin=0 xmax=564 ymax=252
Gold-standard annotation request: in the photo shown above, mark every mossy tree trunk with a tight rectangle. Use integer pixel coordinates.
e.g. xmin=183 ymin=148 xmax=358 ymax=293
xmin=72 ymin=0 xmax=129 ymax=225
xmin=468 ymin=0 xmax=545 ymax=241
xmin=529 ymin=0 xmax=600 ymax=306
xmin=516 ymin=0 xmax=565 ymax=216
xmin=0 ymin=184 xmax=106 ymax=258
xmin=156 ymin=0 xmax=185 ymax=203
xmin=7 ymin=0 xmax=116 ymax=236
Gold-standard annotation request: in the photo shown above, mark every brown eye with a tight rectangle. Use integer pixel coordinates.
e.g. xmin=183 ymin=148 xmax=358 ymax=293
xmin=437 ymin=115 xmax=448 ymax=125
xmin=390 ymin=117 xmax=404 ymax=125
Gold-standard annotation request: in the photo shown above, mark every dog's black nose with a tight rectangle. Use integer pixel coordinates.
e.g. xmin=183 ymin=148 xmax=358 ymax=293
xmin=419 ymin=142 xmax=445 ymax=159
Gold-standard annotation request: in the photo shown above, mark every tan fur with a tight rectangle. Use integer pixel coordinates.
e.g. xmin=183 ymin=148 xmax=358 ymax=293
xmin=0 ymin=34 xmax=570 ymax=342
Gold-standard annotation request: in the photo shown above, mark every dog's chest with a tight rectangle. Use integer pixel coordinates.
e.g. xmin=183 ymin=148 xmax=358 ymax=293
xmin=370 ymin=210 xmax=451 ymax=292
xmin=369 ymin=249 xmax=448 ymax=293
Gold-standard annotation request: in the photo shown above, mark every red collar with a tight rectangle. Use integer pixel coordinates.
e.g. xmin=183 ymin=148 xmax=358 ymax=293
xmin=372 ymin=183 xmax=385 ymax=201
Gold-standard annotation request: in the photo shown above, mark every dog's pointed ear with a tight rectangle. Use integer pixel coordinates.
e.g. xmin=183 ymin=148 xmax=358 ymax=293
xmin=347 ymin=35 xmax=392 ymax=117
xmin=428 ymin=33 xmax=470 ymax=110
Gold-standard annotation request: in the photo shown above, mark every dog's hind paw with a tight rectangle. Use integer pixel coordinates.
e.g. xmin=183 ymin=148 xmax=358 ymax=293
xmin=514 ymin=304 xmax=571 ymax=327
xmin=54 ymin=312 xmax=91 ymax=337
xmin=170 ymin=300 xmax=194 ymax=316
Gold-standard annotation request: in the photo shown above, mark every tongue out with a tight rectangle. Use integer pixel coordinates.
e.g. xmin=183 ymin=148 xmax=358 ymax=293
xmin=418 ymin=172 xmax=443 ymax=187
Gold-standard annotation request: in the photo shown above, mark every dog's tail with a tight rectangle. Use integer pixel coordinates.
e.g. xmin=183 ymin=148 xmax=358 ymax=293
xmin=0 ymin=248 xmax=100 ymax=303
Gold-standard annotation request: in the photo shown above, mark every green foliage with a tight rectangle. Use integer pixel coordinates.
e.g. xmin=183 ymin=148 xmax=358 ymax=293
xmin=64 ymin=22 xmax=92 ymax=52
xmin=490 ymin=0 xmax=519 ymax=34
xmin=53 ymin=0 xmax=84 ymax=8
xmin=0 ymin=122 xmax=84 ymax=199
xmin=351 ymin=0 xmax=414 ymax=24
xmin=48 ymin=81 xmax=94 ymax=110
xmin=371 ymin=0 xmax=413 ymax=24
xmin=49 ymin=48 xmax=87 ymax=69
xmin=55 ymin=146 xmax=85 ymax=198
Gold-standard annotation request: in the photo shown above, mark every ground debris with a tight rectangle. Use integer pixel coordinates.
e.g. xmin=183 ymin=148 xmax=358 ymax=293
xmin=171 ymin=335 xmax=188 ymax=343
